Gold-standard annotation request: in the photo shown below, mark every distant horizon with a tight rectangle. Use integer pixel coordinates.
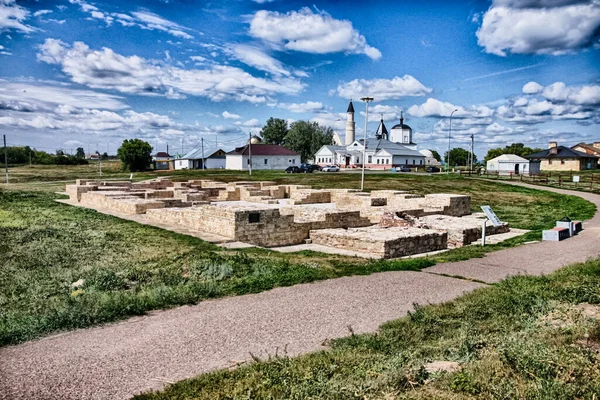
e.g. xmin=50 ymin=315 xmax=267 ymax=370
xmin=1 ymin=0 xmax=599 ymax=159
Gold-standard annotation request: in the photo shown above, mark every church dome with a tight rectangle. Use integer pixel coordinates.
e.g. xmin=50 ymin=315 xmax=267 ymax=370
xmin=248 ymin=135 xmax=263 ymax=144
xmin=391 ymin=123 xmax=412 ymax=130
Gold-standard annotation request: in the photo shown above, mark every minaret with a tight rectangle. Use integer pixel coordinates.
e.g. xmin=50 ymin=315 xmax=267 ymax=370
xmin=345 ymin=99 xmax=355 ymax=145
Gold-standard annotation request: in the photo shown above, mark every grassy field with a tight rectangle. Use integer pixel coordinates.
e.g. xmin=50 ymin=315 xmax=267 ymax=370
xmin=135 ymin=258 xmax=600 ymax=400
xmin=0 ymin=165 xmax=596 ymax=346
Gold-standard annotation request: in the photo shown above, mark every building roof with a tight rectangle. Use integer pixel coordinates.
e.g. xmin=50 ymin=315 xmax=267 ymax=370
xmin=227 ymin=144 xmax=299 ymax=156
xmin=181 ymin=148 xmax=224 ymax=160
xmin=155 ymin=152 xmax=171 ymax=158
xmin=358 ymin=138 xmax=424 ymax=157
xmin=526 ymin=146 xmax=599 ymax=160
xmin=391 ymin=112 xmax=411 ymax=130
xmin=573 ymin=142 xmax=600 ymax=155
xmin=488 ymin=154 xmax=529 ymax=163
xmin=347 ymin=100 xmax=354 ymax=113
xmin=375 ymin=119 xmax=388 ymax=139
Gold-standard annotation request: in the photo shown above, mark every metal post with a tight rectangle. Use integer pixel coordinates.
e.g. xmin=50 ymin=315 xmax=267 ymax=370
xmin=481 ymin=219 xmax=487 ymax=246
xmin=248 ymin=133 xmax=252 ymax=176
xmin=447 ymin=109 xmax=458 ymax=174
xmin=360 ymin=96 xmax=373 ymax=191
xmin=201 ymin=138 xmax=205 ymax=170
xmin=3 ymin=135 xmax=7 ymax=184
xmin=470 ymin=134 xmax=474 ymax=172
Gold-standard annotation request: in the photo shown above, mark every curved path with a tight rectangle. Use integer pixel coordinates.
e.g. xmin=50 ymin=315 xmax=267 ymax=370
xmin=1 ymin=182 xmax=599 ymax=400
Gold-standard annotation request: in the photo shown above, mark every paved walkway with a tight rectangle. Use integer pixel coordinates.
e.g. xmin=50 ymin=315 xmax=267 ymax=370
xmin=1 ymin=182 xmax=599 ymax=400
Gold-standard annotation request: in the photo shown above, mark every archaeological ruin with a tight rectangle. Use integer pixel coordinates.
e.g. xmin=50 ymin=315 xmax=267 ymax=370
xmin=63 ymin=178 xmax=513 ymax=258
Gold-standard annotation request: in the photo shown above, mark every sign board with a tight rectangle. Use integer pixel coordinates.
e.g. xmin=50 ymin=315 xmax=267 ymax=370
xmin=480 ymin=205 xmax=503 ymax=227
xmin=573 ymin=176 xmax=580 ymax=183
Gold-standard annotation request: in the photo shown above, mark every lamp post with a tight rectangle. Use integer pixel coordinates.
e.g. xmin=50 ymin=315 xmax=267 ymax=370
xmin=447 ymin=109 xmax=458 ymax=174
xmin=360 ymin=96 xmax=373 ymax=191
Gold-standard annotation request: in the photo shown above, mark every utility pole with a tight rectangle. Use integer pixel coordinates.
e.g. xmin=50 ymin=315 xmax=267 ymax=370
xmin=29 ymin=150 xmax=32 ymax=166
xmin=360 ymin=96 xmax=374 ymax=191
xmin=181 ymin=138 xmax=183 ymax=155
xmin=248 ymin=133 xmax=252 ymax=176
xmin=3 ymin=135 xmax=8 ymax=184
xmin=201 ymin=138 xmax=205 ymax=170
xmin=447 ymin=109 xmax=458 ymax=174
xmin=167 ymin=144 xmax=169 ymax=156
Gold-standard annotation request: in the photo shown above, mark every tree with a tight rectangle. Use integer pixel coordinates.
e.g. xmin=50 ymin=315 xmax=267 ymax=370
xmin=117 ymin=139 xmax=153 ymax=171
xmin=75 ymin=147 xmax=86 ymax=159
xmin=101 ymin=152 xmax=109 ymax=161
xmin=429 ymin=149 xmax=441 ymax=162
xmin=444 ymin=147 xmax=477 ymax=167
xmin=260 ymin=117 xmax=288 ymax=145
xmin=484 ymin=143 xmax=544 ymax=163
xmin=284 ymin=121 xmax=334 ymax=162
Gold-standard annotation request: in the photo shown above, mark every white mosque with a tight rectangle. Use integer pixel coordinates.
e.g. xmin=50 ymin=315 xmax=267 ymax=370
xmin=315 ymin=100 xmax=436 ymax=169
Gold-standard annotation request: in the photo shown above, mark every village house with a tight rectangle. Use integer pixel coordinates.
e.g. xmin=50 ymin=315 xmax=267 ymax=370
xmin=314 ymin=101 xmax=425 ymax=169
xmin=571 ymin=142 xmax=600 ymax=165
xmin=153 ymin=151 xmax=174 ymax=171
xmin=225 ymin=144 xmax=300 ymax=171
xmin=486 ymin=154 xmax=530 ymax=175
xmin=526 ymin=141 xmax=599 ymax=173
xmin=174 ymin=149 xmax=226 ymax=170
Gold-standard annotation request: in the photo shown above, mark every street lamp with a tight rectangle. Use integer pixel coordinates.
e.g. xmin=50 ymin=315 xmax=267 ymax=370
xmin=447 ymin=109 xmax=458 ymax=174
xmin=360 ymin=96 xmax=374 ymax=191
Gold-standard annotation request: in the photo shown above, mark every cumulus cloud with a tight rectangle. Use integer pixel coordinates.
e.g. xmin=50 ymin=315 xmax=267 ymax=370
xmin=277 ymin=101 xmax=323 ymax=113
xmin=235 ymin=118 xmax=261 ymax=128
xmin=37 ymin=39 xmax=305 ymax=103
xmin=522 ymin=81 xmax=544 ymax=94
xmin=249 ymin=7 xmax=382 ymax=60
xmin=227 ymin=44 xmax=290 ymax=76
xmin=0 ymin=0 xmax=34 ymax=33
xmin=222 ymin=111 xmax=241 ymax=119
xmin=336 ymin=75 xmax=431 ymax=101
xmin=476 ymin=1 xmax=600 ymax=56
xmin=407 ymin=98 xmax=493 ymax=118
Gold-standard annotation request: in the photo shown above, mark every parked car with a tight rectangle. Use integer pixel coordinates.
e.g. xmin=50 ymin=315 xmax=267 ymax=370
xmin=310 ymin=164 xmax=322 ymax=171
xmin=285 ymin=166 xmax=300 ymax=173
xmin=299 ymin=164 xmax=314 ymax=173
xmin=398 ymin=166 xmax=411 ymax=172
xmin=425 ymin=166 xmax=441 ymax=173
xmin=322 ymin=165 xmax=340 ymax=172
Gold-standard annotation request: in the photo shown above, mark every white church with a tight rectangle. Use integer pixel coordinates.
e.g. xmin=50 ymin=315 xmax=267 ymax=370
xmin=315 ymin=100 xmax=427 ymax=169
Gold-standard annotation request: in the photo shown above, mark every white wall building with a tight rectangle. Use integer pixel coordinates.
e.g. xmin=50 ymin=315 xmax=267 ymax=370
xmin=174 ymin=149 xmax=226 ymax=170
xmin=226 ymin=144 xmax=300 ymax=171
xmin=486 ymin=154 xmax=530 ymax=175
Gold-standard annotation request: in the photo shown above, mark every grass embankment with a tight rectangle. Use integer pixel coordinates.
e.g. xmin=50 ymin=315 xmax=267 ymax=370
xmin=135 ymin=258 xmax=600 ymax=400
xmin=0 ymin=168 xmax=596 ymax=346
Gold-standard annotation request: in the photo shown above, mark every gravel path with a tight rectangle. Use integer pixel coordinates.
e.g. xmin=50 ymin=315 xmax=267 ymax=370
xmin=1 ymin=182 xmax=598 ymax=400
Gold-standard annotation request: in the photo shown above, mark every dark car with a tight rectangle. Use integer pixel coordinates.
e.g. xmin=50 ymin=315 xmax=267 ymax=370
xmin=299 ymin=164 xmax=314 ymax=173
xmin=285 ymin=166 xmax=300 ymax=173
xmin=398 ymin=166 xmax=411 ymax=172
xmin=310 ymin=164 xmax=322 ymax=171
xmin=425 ymin=166 xmax=441 ymax=173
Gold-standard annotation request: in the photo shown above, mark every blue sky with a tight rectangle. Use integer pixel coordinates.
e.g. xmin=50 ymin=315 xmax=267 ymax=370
xmin=1 ymin=0 xmax=599 ymax=158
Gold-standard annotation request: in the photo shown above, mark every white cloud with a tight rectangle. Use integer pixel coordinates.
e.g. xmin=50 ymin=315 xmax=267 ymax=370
xmin=249 ymin=7 xmax=381 ymax=60
xmin=407 ymin=98 xmax=493 ymax=118
xmin=277 ymin=101 xmax=323 ymax=113
xmin=476 ymin=2 xmax=600 ymax=56
xmin=237 ymin=118 xmax=261 ymax=128
xmin=37 ymin=39 xmax=305 ymax=103
xmin=222 ymin=111 xmax=241 ymax=119
xmin=0 ymin=81 xmax=128 ymax=110
xmin=131 ymin=11 xmax=193 ymax=39
xmin=0 ymin=0 xmax=34 ymax=33
xmin=336 ymin=75 xmax=431 ymax=101
xmin=522 ymin=81 xmax=544 ymax=94
xmin=33 ymin=9 xmax=52 ymax=17
xmin=227 ymin=44 xmax=290 ymax=76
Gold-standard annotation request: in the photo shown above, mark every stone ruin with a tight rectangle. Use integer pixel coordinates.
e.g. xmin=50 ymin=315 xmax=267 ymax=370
xmin=64 ymin=178 xmax=510 ymax=259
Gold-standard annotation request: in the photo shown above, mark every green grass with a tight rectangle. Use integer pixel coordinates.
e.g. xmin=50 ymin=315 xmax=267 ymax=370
xmin=134 ymin=258 xmax=600 ymax=400
xmin=0 ymin=166 xmax=596 ymax=346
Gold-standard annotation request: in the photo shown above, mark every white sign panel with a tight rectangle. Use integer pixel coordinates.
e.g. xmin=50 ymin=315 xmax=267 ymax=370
xmin=480 ymin=205 xmax=503 ymax=227
xmin=573 ymin=176 xmax=580 ymax=183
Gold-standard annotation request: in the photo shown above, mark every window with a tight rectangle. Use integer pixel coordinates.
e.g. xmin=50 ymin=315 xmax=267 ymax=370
xmin=293 ymin=159 xmax=296 ymax=164
xmin=413 ymin=159 xmax=416 ymax=165
xmin=405 ymin=159 xmax=408 ymax=165
xmin=248 ymin=213 xmax=260 ymax=223
xmin=420 ymin=160 xmax=423 ymax=165
xmin=264 ymin=159 xmax=268 ymax=165
xmin=368 ymin=155 xmax=372 ymax=163
xmin=404 ymin=136 xmax=408 ymax=142
xmin=289 ymin=159 xmax=292 ymax=163
xmin=377 ymin=159 xmax=380 ymax=164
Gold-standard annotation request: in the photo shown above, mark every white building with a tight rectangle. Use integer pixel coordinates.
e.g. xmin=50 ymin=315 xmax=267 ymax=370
xmin=174 ymin=149 xmax=226 ymax=170
xmin=315 ymin=103 xmax=425 ymax=169
xmin=486 ymin=154 xmax=530 ymax=175
xmin=419 ymin=149 xmax=442 ymax=166
xmin=226 ymin=144 xmax=300 ymax=171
